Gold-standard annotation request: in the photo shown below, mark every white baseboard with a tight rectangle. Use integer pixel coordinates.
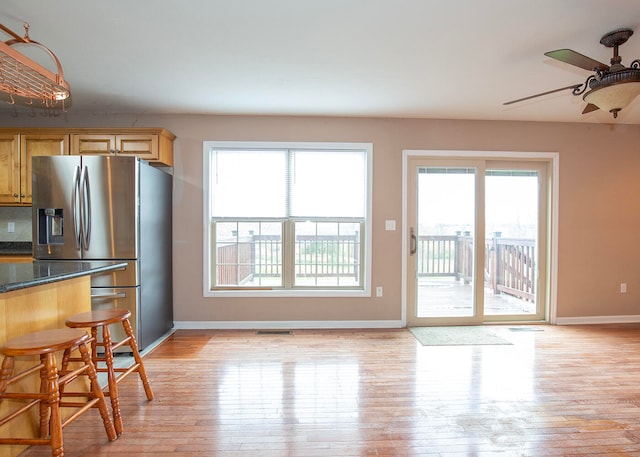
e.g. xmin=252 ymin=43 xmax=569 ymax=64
xmin=555 ymin=315 xmax=640 ymax=325
xmin=174 ymin=320 xmax=403 ymax=330
xmin=174 ymin=317 xmax=640 ymax=329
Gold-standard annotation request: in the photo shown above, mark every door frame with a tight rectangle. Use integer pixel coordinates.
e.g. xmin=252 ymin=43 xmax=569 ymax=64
xmin=401 ymin=149 xmax=559 ymax=326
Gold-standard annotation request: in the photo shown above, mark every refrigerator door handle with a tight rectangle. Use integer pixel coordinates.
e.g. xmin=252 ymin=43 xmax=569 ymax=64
xmin=91 ymin=292 xmax=127 ymax=300
xmin=72 ymin=165 xmax=82 ymax=250
xmin=80 ymin=165 xmax=91 ymax=250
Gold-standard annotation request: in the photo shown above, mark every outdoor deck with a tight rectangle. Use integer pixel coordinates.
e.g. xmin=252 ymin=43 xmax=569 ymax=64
xmin=416 ymin=233 xmax=537 ymax=317
xmin=417 ymin=276 xmax=536 ymax=317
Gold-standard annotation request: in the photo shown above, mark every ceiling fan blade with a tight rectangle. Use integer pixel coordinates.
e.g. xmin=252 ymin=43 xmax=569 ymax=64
xmin=503 ymin=84 xmax=582 ymax=106
xmin=544 ymin=49 xmax=609 ymax=72
xmin=582 ymin=103 xmax=600 ymax=114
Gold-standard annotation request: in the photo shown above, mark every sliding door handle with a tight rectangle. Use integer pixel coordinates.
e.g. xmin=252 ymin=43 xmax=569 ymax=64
xmin=410 ymin=227 xmax=417 ymax=256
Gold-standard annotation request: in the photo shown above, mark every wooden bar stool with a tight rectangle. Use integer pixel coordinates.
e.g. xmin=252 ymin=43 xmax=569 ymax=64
xmin=0 ymin=328 xmax=117 ymax=457
xmin=64 ymin=308 xmax=153 ymax=436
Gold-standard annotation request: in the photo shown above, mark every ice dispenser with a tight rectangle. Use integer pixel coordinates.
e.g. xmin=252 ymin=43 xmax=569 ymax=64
xmin=37 ymin=208 xmax=64 ymax=245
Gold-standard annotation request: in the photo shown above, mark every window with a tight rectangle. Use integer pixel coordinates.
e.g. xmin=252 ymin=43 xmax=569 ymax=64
xmin=203 ymin=141 xmax=372 ymax=297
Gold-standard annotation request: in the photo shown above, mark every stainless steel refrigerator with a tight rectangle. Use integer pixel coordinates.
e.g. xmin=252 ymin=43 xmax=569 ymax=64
xmin=31 ymin=155 xmax=173 ymax=350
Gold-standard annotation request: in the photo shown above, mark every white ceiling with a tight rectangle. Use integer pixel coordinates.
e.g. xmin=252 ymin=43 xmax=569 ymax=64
xmin=2 ymin=0 xmax=640 ymax=124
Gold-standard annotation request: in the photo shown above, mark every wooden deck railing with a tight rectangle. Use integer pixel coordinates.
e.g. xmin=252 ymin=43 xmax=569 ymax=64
xmin=216 ymin=234 xmax=360 ymax=286
xmin=216 ymin=241 xmax=254 ymax=286
xmin=417 ymin=233 xmax=535 ymax=301
xmin=487 ymin=236 xmax=535 ymax=301
xmin=217 ymin=232 xmax=534 ymax=300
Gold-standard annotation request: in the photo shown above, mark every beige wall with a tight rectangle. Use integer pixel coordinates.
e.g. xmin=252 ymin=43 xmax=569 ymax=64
xmin=3 ymin=113 xmax=640 ymax=324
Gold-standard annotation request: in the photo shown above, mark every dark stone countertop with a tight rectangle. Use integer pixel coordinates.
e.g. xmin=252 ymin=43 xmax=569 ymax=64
xmin=0 ymin=261 xmax=128 ymax=293
xmin=0 ymin=242 xmax=32 ymax=256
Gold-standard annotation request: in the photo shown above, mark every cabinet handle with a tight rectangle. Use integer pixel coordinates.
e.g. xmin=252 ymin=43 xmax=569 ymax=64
xmin=12 ymin=193 xmax=18 ymax=198
xmin=20 ymin=194 xmax=24 ymax=198
xmin=109 ymin=149 xmax=116 ymax=154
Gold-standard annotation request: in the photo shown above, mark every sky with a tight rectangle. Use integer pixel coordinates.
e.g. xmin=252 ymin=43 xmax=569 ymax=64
xmin=418 ymin=170 xmax=538 ymax=238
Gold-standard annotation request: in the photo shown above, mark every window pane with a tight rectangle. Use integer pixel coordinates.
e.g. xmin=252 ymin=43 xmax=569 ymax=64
xmin=212 ymin=150 xmax=287 ymax=217
xmin=291 ymin=150 xmax=366 ymax=218
xmin=215 ymin=221 xmax=283 ymax=287
xmin=484 ymin=171 xmax=538 ymax=315
xmin=416 ymin=167 xmax=476 ymax=318
xmin=294 ymin=221 xmax=361 ymax=287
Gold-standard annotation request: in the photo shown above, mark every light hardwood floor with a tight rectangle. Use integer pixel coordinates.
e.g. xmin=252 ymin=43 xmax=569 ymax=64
xmin=17 ymin=325 xmax=640 ymax=457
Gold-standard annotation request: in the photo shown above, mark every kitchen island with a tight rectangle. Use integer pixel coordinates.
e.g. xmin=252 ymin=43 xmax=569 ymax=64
xmin=0 ymin=260 xmax=127 ymax=457
xmin=0 ymin=260 xmax=128 ymax=341
xmin=0 ymin=261 xmax=128 ymax=292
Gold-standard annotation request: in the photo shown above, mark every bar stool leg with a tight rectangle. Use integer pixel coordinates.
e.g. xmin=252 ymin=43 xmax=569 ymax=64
xmin=78 ymin=341 xmax=117 ymax=442
xmin=0 ymin=356 xmax=13 ymax=393
xmin=122 ymin=318 xmax=153 ymax=400
xmin=42 ymin=352 xmax=63 ymax=457
xmin=90 ymin=326 xmax=98 ymax=362
xmin=102 ymin=324 xmax=123 ymax=436
xmin=38 ymin=355 xmax=48 ymax=438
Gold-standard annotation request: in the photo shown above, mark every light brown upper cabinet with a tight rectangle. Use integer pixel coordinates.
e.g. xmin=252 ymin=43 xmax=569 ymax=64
xmin=71 ymin=129 xmax=174 ymax=166
xmin=0 ymin=128 xmax=174 ymax=206
xmin=0 ymin=134 xmax=69 ymax=205
xmin=0 ymin=134 xmax=19 ymax=205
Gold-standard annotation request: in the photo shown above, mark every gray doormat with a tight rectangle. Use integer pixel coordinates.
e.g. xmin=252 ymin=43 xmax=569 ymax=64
xmin=409 ymin=326 xmax=513 ymax=346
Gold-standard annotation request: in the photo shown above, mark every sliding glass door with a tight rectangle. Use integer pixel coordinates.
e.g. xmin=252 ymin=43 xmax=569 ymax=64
xmin=406 ymin=158 xmax=548 ymax=326
xmin=484 ymin=166 xmax=545 ymax=319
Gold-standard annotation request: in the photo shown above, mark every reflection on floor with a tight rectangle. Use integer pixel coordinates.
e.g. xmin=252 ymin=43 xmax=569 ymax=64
xmin=18 ymin=325 xmax=640 ymax=456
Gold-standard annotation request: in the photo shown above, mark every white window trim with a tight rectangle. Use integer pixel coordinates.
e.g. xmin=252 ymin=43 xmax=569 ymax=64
xmin=203 ymin=141 xmax=373 ymax=298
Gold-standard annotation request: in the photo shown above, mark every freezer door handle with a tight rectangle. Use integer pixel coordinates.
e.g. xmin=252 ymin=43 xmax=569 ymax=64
xmin=91 ymin=292 xmax=127 ymax=300
xmin=72 ymin=165 xmax=81 ymax=250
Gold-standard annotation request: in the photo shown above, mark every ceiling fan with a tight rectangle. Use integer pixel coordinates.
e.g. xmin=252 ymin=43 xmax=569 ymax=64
xmin=504 ymin=28 xmax=640 ymax=118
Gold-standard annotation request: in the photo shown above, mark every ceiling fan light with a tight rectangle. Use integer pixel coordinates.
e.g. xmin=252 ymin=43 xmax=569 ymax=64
xmin=583 ymin=79 xmax=640 ymax=116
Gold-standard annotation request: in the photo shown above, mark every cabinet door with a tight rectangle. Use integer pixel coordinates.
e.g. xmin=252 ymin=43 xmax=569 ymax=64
xmin=21 ymin=134 xmax=70 ymax=204
xmin=71 ymin=134 xmax=115 ymax=156
xmin=115 ymin=134 xmax=159 ymax=161
xmin=0 ymin=135 xmax=20 ymax=204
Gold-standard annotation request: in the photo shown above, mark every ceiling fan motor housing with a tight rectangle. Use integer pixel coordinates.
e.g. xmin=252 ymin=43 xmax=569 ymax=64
xmin=589 ymin=68 xmax=640 ymax=89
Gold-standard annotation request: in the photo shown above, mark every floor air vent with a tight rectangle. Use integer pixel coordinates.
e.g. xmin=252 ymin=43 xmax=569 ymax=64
xmin=256 ymin=330 xmax=292 ymax=335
